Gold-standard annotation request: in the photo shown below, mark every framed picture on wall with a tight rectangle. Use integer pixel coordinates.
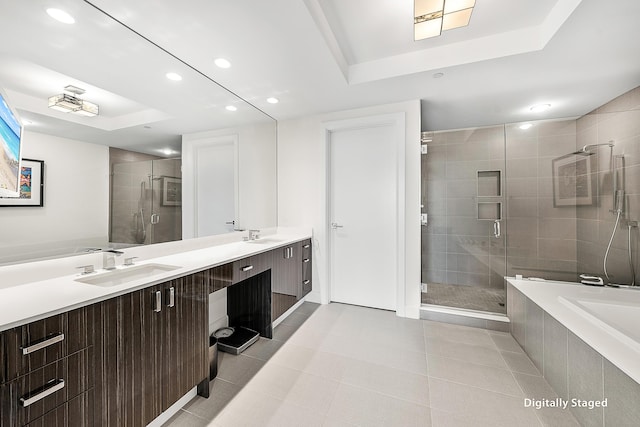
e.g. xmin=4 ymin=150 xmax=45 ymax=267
xmin=161 ymin=176 xmax=182 ymax=206
xmin=552 ymin=154 xmax=593 ymax=207
xmin=0 ymin=158 xmax=44 ymax=207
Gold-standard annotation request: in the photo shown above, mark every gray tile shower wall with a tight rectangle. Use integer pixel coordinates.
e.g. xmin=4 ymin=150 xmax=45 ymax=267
xmin=505 ymin=119 xmax=579 ymax=282
xmin=421 ymin=126 xmax=506 ymax=291
xmin=576 ymin=86 xmax=640 ymax=285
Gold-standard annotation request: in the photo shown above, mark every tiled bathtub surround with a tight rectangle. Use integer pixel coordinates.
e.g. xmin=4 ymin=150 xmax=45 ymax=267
xmin=508 ymin=282 xmax=640 ymax=427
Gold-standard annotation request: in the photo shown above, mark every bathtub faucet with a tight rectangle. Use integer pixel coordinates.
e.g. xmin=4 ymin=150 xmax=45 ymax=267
xmin=580 ymin=274 xmax=603 ymax=286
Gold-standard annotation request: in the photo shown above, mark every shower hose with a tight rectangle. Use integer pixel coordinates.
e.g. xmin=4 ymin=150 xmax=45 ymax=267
xmin=603 ymin=210 xmax=636 ymax=286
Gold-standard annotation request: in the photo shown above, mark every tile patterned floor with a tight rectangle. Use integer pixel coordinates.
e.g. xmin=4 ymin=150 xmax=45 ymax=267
xmin=164 ymin=302 xmax=580 ymax=427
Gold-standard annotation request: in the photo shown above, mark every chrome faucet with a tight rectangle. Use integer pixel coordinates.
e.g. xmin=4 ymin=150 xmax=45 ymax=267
xmin=103 ymin=249 xmax=124 ymax=270
xmin=248 ymin=229 xmax=261 ymax=240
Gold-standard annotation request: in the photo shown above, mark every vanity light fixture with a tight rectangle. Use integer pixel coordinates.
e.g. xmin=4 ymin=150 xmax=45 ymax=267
xmin=46 ymin=8 xmax=75 ymax=24
xmin=225 ymin=105 xmax=237 ymax=111
xmin=530 ymin=103 xmax=551 ymax=112
xmin=214 ymin=58 xmax=231 ymax=69
xmin=48 ymin=85 xmax=99 ymax=117
xmin=166 ymin=72 xmax=182 ymax=81
xmin=266 ymin=97 xmax=279 ymax=104
xmin=519 ymin=123 xmax=533 ymax=130
xmin=414 ymin=0 xmax=475 ymax=40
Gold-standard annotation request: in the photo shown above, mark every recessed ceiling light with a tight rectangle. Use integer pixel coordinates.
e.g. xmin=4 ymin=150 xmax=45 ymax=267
xmin=214 ymin=58 xmax=231 ymax=69
xmin=46 ymin=8 xmax=75 ymax=24
xmin=226 ymin=105 xmax=237 ymax=112
xmin=519 ymin=123 xmax=533 ymax=130
xmin=530 ymin=104 xmax=551 ymax=112
xmin=166 ymin=72 xmax=182 ymax=81
xmin=433 ymin=72 xmax=444 ymax=79
xmin=162 ymin=149 xmax=175 ymax=156
xmin=266 ymin=97 xmax=279 ymax=104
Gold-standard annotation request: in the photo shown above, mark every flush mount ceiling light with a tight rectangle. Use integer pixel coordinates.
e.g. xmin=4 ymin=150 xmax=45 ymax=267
xmin=266 ymin=97 xmax=279 ymax=104
xmin=214 ymin=58 xmax=231 ymax=69
xmin=166 ymin=72 xmax=182 ymax=81
xmin=530 ymin=103 xmax=551 ymax=112
xmin=414 ymin=0 xmax=475 ymax=40
xmin=46 ymin=8 xmax=75 ymax=24
xmin=225 ymin=105 xmax=237 ymax=111
xmin=48 ymin=85 xmax=99 ymax=117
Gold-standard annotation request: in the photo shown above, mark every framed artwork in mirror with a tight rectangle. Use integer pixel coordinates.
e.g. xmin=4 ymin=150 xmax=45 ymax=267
xmin=552 ymin=154 xmax=593 ymax=207
xmin=162 ymin=176 xmax=182 ymax=206
xmin=0 ymin=158 xmax=44 ymax=207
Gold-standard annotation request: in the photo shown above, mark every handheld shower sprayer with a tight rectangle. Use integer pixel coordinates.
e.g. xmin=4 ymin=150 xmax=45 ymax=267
xmin=615 ymin=189 xmax=625 ymax=214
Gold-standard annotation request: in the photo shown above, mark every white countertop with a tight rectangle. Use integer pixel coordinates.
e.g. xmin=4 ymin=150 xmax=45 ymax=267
xmin=508 ymin=278 xmax=640 ymax=385
xmin=0 ymin=229 xmax=311 ymax=332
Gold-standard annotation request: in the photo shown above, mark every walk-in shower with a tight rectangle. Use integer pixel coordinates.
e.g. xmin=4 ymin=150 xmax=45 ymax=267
xmin=110 ymin=155 xmax=182 ymax=245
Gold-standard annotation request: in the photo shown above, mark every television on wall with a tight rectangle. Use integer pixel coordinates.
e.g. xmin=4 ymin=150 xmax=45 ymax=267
xmin=0 ymin=87 xmax=23 ymax=197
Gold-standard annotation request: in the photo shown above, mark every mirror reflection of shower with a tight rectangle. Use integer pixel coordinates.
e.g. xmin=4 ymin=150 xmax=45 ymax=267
xmin=110 ymin=149 xmax=182 ymax=246
xmin=134 ymin=181 xmax=147 ymax=244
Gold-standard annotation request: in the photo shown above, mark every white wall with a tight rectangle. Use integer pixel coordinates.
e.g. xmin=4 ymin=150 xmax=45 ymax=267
xmin=277 ymin=100 xmax=422 ymax=318
xmin=0 ymin=131 xmax=109 ymax=260
xmin=182 ymin=122 xmax=277 ymax=238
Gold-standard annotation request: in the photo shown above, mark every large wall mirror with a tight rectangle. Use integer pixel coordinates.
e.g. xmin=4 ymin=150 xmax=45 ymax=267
xmin=0 ymin=0 xmax=277 ymax=265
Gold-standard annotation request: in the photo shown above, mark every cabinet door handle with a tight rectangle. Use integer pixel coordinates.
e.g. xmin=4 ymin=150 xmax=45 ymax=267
xmin=303 ymin=280 xmax=310 ymax=285
xmin=21 ymin=333 xmax=65 ymax=356
xmin=154 ymin=290 xmax=162 ymax=312
xmin=241 ymin=265 xmax=254 ymax=272
xmin=303 ymin=244 xmax=310 ymax=249
xmin=303 ymin=259 xmax=310 ymax=263
xmin=20 ymin=379 xmax=65 ymax=407
xmin=168 ymin=287 xmax=175 ymax=307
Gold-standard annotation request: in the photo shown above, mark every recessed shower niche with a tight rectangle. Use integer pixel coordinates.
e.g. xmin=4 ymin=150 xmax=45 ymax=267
xmin=477 ymin=170 xmax=501 ymax=197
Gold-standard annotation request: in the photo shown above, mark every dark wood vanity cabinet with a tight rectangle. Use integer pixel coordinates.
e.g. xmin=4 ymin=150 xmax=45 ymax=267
xmin=0 ymin=306 xmax=94 ymax=426
xmin=93 ymin=273 xmax=208 ymax=427
xmin=271 ymin=239 xmax=312 ymax=320
xmin=300 ymin=239 xmax=312 ymax=298
xmin=0 ymin=238 xmax=311 ymax=427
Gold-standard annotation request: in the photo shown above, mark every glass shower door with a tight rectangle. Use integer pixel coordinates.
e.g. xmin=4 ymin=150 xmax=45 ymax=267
xmin=148 ymin=158 xmax=182 ymax=244
xmin=110 ymin=158 xmax=181 ymax=245
xmin=421 ymin=126 xmax=507 ymax=314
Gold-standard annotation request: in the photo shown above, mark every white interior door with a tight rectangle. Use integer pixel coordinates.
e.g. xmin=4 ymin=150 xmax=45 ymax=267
xmin=329 ymin=123 xmax=398 ymax=311
xmin=195 ymin=138 xmax=238 ymax=236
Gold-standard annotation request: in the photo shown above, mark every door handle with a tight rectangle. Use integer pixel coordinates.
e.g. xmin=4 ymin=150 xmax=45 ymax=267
xmin=331 ymin=223 xmax=343 ymax=229
xmin=493 ymin=220 xmax=501 ymax=238
xmin=20 ymin=379 xmax=65 ymax=407
xmin=153 ymin=290 xmax=162 ymax=312
xmin=167 ymin=287 xmax=175 ymax=308
xmin=21 ymin=333 xmax=65 ymax=355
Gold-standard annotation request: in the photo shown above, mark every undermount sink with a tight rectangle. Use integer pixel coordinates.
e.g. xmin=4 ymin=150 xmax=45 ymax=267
xmin=244 ymin=237 xmax=284 ymax=244
xmin=75 ymin=263 xmax=181 ymax=287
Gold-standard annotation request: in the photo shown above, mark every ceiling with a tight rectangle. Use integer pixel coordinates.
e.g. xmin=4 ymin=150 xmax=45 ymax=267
xmin=1 ymin=0 xmax=639 ymax=153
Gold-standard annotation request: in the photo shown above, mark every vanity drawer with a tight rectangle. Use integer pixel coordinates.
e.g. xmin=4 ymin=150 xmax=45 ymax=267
xmin=0 ymin=307 xmax=93 ymax=384
xmin=24 ymin=389 xmax=93 ymax=427
xmin=233 ymin=251 xmax=273 ymax=283
xmin=0 ymin=348 xmax=93 ymax=426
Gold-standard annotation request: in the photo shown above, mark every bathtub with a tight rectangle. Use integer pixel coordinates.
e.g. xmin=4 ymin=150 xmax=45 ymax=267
xmin=507 ymin=277 xmax=640 ymax=385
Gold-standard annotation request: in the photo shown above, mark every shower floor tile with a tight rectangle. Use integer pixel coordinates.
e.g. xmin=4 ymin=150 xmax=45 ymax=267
xmin=422 ymin=282 xmax=506 ymax=314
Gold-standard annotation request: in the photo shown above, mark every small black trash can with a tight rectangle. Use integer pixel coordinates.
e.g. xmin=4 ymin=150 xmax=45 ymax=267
xmin=209 ymin=335 xmax=218 ymax=380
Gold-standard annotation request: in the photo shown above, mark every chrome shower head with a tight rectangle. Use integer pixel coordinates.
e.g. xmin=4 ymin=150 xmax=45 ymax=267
xmin=571 ymin=149 xmax=595 ymax=156
xmin=571 ymin=141 xmax=615 ymax=156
